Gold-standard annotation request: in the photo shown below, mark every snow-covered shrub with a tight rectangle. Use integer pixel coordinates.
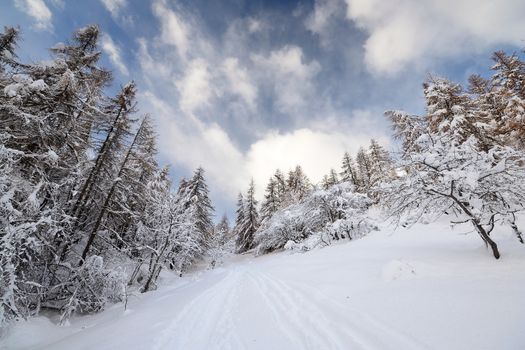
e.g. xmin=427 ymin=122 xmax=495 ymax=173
xmin=255 ymin=183 xmax=376 ymax=254
xmin=54 ymin=256 xmax=125 ymax=324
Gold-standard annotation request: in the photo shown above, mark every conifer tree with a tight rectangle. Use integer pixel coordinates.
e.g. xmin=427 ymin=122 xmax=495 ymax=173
xmin=340 ymin=152 xmax=358 ymax=186
xmin=284 ymin=165 xmax=311 ymax=204
xmin=356 ymin=147 xmax=372 ymax=191
xmin=260 ymin=177 xmax=281 ymax=223
xmin=236 ymin=180 xmax=260 ymax=253
xmin=368 ymin=139 xmax=394 ymax=187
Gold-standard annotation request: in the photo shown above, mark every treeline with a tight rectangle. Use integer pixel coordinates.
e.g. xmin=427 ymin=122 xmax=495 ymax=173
xmin=233 ymin=140 xmax=395 ymax=254
xmin=0 ymin=26 xmax=223 ymax=326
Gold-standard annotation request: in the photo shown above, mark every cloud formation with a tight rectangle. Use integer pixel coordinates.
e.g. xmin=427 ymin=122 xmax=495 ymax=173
xmin=343 ymin=0 xmax=525 ymax=75
xmin=14 ymin=0 xmax=52 ymax=30
xmin=100 ymin=0 xmax=126 ymax=19
xmin=129 ymin=0 xmax=525 ymax=205
xmin=100 ymin=33 xmax=129 ymax=76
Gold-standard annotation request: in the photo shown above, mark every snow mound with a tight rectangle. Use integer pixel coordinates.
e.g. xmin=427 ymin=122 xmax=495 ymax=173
xmin=382 ymin=259 xmax=416 ymax=282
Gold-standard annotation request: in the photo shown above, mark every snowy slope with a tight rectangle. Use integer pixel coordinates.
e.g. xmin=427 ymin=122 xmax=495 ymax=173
xmin=3 ymin=219 xmax=525 ymax=350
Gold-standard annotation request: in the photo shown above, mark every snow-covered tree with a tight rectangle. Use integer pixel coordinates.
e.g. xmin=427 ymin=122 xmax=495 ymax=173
xmin=321 ymin=169 xmax=339 ymax=189
xmin=260 ymin=177 xmax=281 ymax=223
xmin=284 ymin=165 xmax=311 ymax=205
xmin=356 ymin=147 xmax=372 ymax=191
xmin=170 ymin=168 xmax=215 ymax=273
xmin=207 ymin=215 xmax=234 ymax=268
xmin=235 ymin=180 xmax=260 ymax=253
xmin=255 ymin=182 xmax=375 ymax=254
xmin=135 ymin=167 xmax=176 ymax=292
xmin=382 ymin=77 xmax=525 ymax=259
xmin=340 ymin=152 xmax=359 ymax=187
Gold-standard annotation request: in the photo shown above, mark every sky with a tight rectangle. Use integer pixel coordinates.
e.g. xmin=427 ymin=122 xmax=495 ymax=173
xmin=2 ymin=0 xmax=525 ymax=217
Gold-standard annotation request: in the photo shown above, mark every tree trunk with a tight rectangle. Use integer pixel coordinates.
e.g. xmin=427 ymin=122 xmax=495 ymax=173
xmin=450 ymin=194 xmax=500 ymax=259
xmin=79 ymin=120 xmax=143 ymax=264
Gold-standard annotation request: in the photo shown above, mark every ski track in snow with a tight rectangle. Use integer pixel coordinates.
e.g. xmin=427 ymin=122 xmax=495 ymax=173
xmin=149 ymin=263 xmax=430 ymax=350
xmin=152 ymin=268 xmax=245 ymax=350
xmin=248 ymin=270 xmax=430 ymax=350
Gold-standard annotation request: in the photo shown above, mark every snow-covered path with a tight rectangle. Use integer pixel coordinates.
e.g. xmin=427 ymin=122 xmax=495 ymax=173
xmin=4 ymin=220 xmax=525 ymax=350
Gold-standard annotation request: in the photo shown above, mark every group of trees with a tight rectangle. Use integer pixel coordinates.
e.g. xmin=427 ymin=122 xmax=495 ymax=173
xmin=0 ymin=26 xmax=216 ymax=326
xmin=323 ymin=140 xmax=395 ymax=197
xmin=381 ymin=51 xmax=525 ymax=259
xmin=233 ymin=146 xmax=394 ymax=254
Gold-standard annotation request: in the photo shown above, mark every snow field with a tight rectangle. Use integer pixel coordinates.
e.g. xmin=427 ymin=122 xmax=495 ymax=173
xmin=3 ymin=218 xmax=525 ymax=350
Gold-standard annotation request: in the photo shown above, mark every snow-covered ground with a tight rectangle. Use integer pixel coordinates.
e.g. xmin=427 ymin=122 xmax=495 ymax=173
xmin=3 ymin=219 xmax=525 ymax=350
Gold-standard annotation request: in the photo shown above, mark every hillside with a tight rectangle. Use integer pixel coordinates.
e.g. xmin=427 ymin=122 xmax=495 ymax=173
xmin=4 ymin=218 xmax=525 ymax=350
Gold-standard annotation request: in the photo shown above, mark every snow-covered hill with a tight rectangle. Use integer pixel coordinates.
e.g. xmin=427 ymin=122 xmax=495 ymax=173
xmin=3 ymin=219 xmax=525 ymax=350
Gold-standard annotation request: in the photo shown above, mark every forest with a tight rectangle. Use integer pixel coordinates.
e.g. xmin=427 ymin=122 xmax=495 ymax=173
xmin=1 ymin=24 xmax=524 ymax=329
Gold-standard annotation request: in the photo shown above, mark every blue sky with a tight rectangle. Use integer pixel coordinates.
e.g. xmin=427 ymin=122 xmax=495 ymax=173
xmin=2 ymin=0 xmax=525 ymax=217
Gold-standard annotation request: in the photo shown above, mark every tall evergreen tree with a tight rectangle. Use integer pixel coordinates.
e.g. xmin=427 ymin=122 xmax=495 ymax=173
xmin=236 ymin=180 xmax=260 ymax=253
xmin=260 ymin=177 xmax=281 ymax=223
xmin=340 ymin=152 xmax=358 ymax=187
xmin=368 ymin=139 xmax=394 ymax=187
xmin=284 ymin=165 xmax=311 ymax=204
xmin=356 ymin=147 xmax=372 ymax=191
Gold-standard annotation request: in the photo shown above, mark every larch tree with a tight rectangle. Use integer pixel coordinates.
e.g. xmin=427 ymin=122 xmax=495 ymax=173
xmin=382 ymin=76 xmax=525 ymax=259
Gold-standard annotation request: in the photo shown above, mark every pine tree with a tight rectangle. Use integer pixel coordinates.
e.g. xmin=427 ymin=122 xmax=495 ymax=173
xmin=215 ymin=214 xmax=231 ymax=244
xmin=0 ymin=26 xmax=19 ymax=68
xmin=207 ymin=214 xmax=233 ymax=269
xmin=134 ymin=167 xmax=175 ymax=292
xmin=368 ymin=139 xmax=394 ymax=186
xmin=321 ymin=169 xmax=338 ymax=190
xmin=232 ymin=193 xmax=244 ymax=238
xmin=0 ymin=25 xmax=124 ymax=325
xmin=356 ymin=147 xmax=372 ymax=191
xmin=236 ymin=180 xmax=260 ymax=253
xmin=170 ymin=168 xmax=215 ymax=272
xmin=284 ymin=165 xmax=311 ymax=204
xmin=260 ymin=177 xmax=281 ymax=223
xmin=340 ymin=152 xmax=358 ymax=187
xmin=273 ymin=169 xmax=287 ymax=198
xmin=65 ymin=82 xmax=137 ymax=261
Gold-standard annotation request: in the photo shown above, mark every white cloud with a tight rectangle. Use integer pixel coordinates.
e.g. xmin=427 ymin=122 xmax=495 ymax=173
xmin=175 ymin=58 xmax=213 ymax=114
xmin=152 ymin=0 xmax=190 ymax=59
xmin=305 ymin=0 xmax=340 ymax=35
xmin=143 ymin=87 xmax=389 ymax=200
xmin=100 ymin=0 xmax=127 ymax=19
xmin=15 ymin=0 xmax=53 ymax=30
xmin=141 ymin=92 xmax=246 ymax=196
xmin=137 ymin=0 xmax=394 ymax=203
xmin=100 ymin=33 xmax=129 ymax=76
xmin=221 ymin=57 xmax=257 ymax=109
xmin=343 ymin=0 xmax=525 ymax=75
xmin=252 ymin=45 xmax=320 ymax=114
